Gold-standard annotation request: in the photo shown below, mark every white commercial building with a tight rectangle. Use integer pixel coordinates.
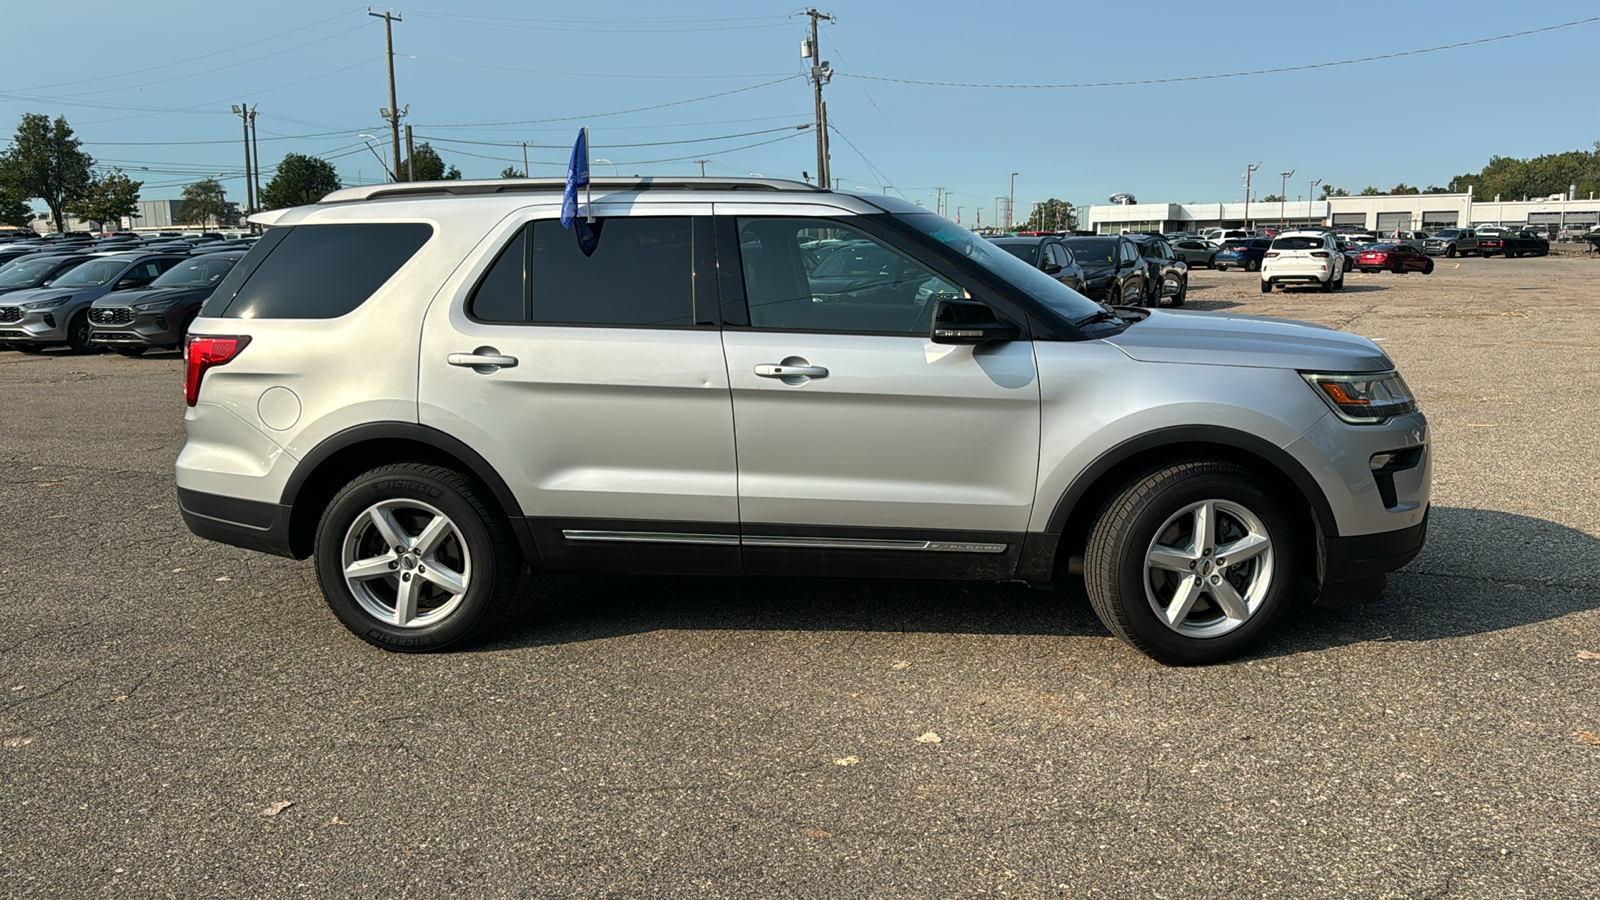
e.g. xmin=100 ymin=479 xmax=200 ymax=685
xmin=1088 ymin=190 xmax=1599 ymax=236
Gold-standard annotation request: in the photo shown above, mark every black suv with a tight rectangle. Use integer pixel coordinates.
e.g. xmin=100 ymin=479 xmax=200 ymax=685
xmin=88 ymin=250 xmax=246 ymax=354
xmin=985 ymin=236 xmax=1087 ymax=294
xmin=1127 ymin=234 xmax=1188 ymax=307
xmin=1061 ymin=235 xmax=1154 ymax=306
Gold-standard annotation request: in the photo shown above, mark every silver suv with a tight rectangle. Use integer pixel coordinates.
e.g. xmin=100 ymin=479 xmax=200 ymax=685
xmin=177 ymin=178 xmax=1430 ymax=665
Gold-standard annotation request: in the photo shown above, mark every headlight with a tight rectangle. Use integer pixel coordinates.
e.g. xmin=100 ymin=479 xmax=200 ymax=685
xmin=134 ymin=297 xmax=180 ymax=310
xmin=1302 ymin=371 xmax=1418 ymax=424
xmin=23 ymin=296 xmax=69 ymax=309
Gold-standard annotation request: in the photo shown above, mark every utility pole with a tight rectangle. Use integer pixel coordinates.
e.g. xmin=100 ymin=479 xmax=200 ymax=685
xmin=1309 ymin=178 xmax=1322 ymax=226
xmin=1243 ymin=161 xmax=1262 ymax=230
xmin=523 ymin=143 xmax=530 ymax=177
xmin=882 ymin=185 xmax=892 ymax=195
xmin=230 ymin=103 xmax=254 ymax=225
xmin=800 ymin=9 xmax=835 ymax=189
xmin=934 ymin=187 xmax=945 ymax=218
xmin=1009 ymin=173 xmax=1018 ymax=230
xmin=405 ymin=125 xmax=415 ymax=182
xmin=1279 ymin=169 xmax=1294 ymax=230
xmin=370 ymin=7 xmax=404 ymax=184
xmin=248 ymin=105 xmax=261 ymax=224
xmin=694 ymin=159 xmax=709 ymax=177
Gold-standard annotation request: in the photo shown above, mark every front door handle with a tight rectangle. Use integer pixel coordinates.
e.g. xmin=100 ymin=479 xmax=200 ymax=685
xmin=755 ymin=363 xmax=828 ymax=378
xmin=448 ymin=348 xmax=518 ymax=372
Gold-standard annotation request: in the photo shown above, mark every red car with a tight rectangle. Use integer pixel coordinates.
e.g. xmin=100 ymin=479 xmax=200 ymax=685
xmin=1356 ymin=242 xmax=1434 ymax=274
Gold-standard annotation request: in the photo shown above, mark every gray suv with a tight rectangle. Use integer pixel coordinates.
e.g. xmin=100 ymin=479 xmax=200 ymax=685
xmin=177 ymin=178 xmax=1430 ymax=665
xmin=0 ymin=252 xmax=184 ymax=352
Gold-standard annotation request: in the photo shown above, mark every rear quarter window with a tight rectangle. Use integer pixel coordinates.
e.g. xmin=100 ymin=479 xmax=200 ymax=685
xmin=211 ymin=223 xmax=433 ymax=319
xmin=1271 ymin=237 xmax=1323 ymax=251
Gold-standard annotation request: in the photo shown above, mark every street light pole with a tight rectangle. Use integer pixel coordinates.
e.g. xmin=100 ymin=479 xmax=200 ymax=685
xmin=1279 ymin=169 xmax=1294 ymax=230
xmin=1309 ymin=179 xmax=1322 ymax=226
xmin=357 ymin=134 xmax=394 ymax=182
xmin=1243 ymin=161 xmax=1262 ymax=230
xmin=1009 ymin=172 xmax=1019 ymax=230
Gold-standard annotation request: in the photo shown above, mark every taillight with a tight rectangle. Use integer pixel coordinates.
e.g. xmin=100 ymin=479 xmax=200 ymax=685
xmin=1264 ymin=251 xmax=1279 ymax=258
xmin=1311 ymin=251 xmax=1331 ymax=258
xmin=184 ymin=334 xmax=251 ymax=407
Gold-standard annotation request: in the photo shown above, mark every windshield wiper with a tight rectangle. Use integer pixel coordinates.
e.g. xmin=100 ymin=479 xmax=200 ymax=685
xmin=1073 ymin=309 xmax=1125 ymax=328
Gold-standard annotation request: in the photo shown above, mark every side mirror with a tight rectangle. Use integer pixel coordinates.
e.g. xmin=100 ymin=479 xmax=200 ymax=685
xmin=1041 ymin=261 xmax=1062 ymax=275
xmin=115 ymin=277 xmax=139 ymax=289
xmin=930 ymin=299 xmax=1019 ymax=345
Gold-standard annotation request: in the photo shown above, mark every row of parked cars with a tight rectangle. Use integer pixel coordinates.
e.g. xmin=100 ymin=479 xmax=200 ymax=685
xmin=983 ymin=232 xmax=1190 ymax=308
xmin=0 ymin=232 xmax=254 ymax=354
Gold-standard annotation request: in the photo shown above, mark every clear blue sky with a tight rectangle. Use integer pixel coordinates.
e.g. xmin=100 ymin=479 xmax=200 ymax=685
xmin=3 ymin=2 xmax=1596 ymax=217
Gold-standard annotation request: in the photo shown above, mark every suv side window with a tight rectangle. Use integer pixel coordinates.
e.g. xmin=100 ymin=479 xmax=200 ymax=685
xmin=220 ymin=223 xmax=432 ymax=319
xmin=469 ymin=217 xmax=696 ymax=327
xmin=734 ymin=217 xmax=960 ymax=334
xmin=1120 ymin=240 xmax=1139 ymax=265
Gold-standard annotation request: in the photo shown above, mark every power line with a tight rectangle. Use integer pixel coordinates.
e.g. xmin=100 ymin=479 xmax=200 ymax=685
xmin=406 ymin=11 xmax=789 ymax=33
xmin=414 ymin=123 xmax=810 ymax=150
xmin=826 ymin=124 xmax=905 ymax=202
xmin=835 ymin=16 xmax=1600 ymax=89
xmin=72 ymin=58 xmax=383 ymax=126
xmin=83 ymin=129 xmax=364 ymax=147
xmin=411 ymin=75 xmax=802 ymax=128
xmin=404 ymin=11 xmax=787 ymax=25
xmin=408 ymin=54 xmax=794 ymax=81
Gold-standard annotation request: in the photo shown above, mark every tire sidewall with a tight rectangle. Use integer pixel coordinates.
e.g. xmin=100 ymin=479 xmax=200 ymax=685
xmin=315 ymin=468 xmax=505 ymax=651
xmin=1093 ymin=466 xmax=1297 ymax=665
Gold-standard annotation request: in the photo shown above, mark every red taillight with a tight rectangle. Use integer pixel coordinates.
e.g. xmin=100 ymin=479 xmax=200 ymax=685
xmin=1264 ymin=251 xmax=1279 ymax=258
xmin=184 ymin=334 xmax=251 ymax=407
xmin=1311 ymin=251 xmax=1331 ymax=258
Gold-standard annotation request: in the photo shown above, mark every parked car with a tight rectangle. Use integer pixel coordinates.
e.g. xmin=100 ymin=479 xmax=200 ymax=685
xmin=1213 ymin=238 xmax=1272 ymax=272
xmin=1060 ymin=235 xmax=1154 ymax=305
xmin=176 ymin=176 xmax=1428 ymax=666
xmin=986 ymin=236 xmax=1087 ymax=295
xmin=1355 ymin=243 xmax=1435 ymax=274
xmin=88 ymin=250 xmax=246 ymax=355
xmin=1423 ymin=228 xmax=1480 ymax=257
xmin=1261 ymin=231 xmax=1345 ymax=292
xmin=1336 ymin=238 xmax=1367 ymax=272
xmin=1127 ymin=234 xmax=1188 ymax=306
xmin=1481 ymin=230 xmax=1550 ymax=258
xmin=1169 ymin=237 xmax=1218 ymax=269
xmin=0 ymin=253 xmax=91 ymax=296
xmin=0 ymin=252 xmax=185 ymax=352
xmin=1200 ymin=228 xmax=1255 ymax=246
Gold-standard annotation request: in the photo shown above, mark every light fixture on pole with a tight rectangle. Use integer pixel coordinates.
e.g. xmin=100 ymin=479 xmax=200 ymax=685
xmin=1279 ymin=169 xmax=1295 ymax=230
xmin=1009 ymin=172 xmax=1019 ymax=230
xmin=1309 ymin=178 xmax=1322 ymax=225
xmin=594 ymin=158 xmax=619 ymax=177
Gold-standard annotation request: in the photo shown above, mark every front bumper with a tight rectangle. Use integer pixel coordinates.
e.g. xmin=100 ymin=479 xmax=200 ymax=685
xmin=89 ymin=306 xmax=185 ymax=348
xmin=1323 ymin=510 xmax=1428 ymax=585
xmin=0 ymin=308 xmax=70 ymax=344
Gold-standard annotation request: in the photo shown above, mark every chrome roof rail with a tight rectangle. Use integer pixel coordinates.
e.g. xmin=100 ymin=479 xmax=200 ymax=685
xmin=318 ymin=176 xmax=826 ymax=204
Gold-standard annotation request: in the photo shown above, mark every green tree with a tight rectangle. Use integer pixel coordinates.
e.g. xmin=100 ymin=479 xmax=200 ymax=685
xmin=499 ymin=166 xmax=525 ymax=178
xmin=1423 ymin=185 xmax=1451 ymax=194
xmin=397 ymin=142 xmax=462 ymax=181
xmin=1388 ymin=183 xmax=1420 ymax=195
xmin=259 ymin=152 xmax=341 ymax=209
xmin=0 ymin=185 xmax=33 ymax=229
xmin=177 ymin=177 xmax=231 ymax=228
xmin=0 ymin=113 xmax=96 ymax=233
xmin=1261 ymin=194 xmax=1285 ymax=203
xmin=1023 ymin=198 xmax=1077 ymax=232
xmin=1320 ymin=184 xmax=1349 ymax=199
xmin=66 ymin=169 xmax=142 ymax=231
xmin=1358 ymin=186 xmax=1382 ymax=196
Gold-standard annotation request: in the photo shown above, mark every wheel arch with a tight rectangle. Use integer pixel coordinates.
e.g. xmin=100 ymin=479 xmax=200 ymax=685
xmin=279 ymin=422 xmax=537 ymax=564
xmin=1040 ymin=426 xmax=1336 ymax=585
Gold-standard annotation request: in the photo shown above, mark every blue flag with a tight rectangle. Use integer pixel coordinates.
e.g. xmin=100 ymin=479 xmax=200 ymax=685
xmin=560 ymin=127 xmax=589 ymax=228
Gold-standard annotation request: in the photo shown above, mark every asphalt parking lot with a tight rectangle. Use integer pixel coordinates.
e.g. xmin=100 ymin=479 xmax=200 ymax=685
xmin=3 ymin=252 xmax=1598 ymax=898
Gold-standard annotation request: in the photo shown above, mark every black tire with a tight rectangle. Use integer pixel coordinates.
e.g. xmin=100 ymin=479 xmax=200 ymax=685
xmin=1332 ymin=269 xmax=1344 ymax=290
xmin=1215 ymin=264 xmax=1227 ymax=272
xmin=1259 ymin=278 xmax=1272 ymax=293
xmin=16 ymin=344 xmax=46 ymax=354
xmin=1143 ymin=277 xmax=1159 ymax=308
xmin=1170 ymin=275 xmax=1187 ymax=307
xmin=1083 ymin=461 xmax=1298 ymax=666
xmin=1392 ymin=259 xmax=1404 ymax=275
xmin=1445 ymin=245 xmax=1457 ymax=258
xmin=113 ymin=346 xmax=145 ymax=357
xmin=314 ymin=463 xmax=522 ymax=652
xmin=1206 ymin=255 xmax=1216 ymax=269
xmin=1245 ymin=258 xmax=1260 ymax=273
xmin=66 ymin=311 xmax=98 ymax=354
xmin=1423 ymin=260 xmax=1434 ymax=275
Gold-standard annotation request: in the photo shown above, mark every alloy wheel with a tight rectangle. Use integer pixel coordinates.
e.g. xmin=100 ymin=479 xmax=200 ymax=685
xmin=340 ymin=499 xmax=473 ymax=628
xmin=1142 ymin=499 xmax=1275 ymax=639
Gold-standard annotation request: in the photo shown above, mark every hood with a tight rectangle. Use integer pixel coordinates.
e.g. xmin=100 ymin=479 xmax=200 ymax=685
xmin=1103 ymin=309 xmax=1393 ymax=372
xmin=91 ymin=285 xmax=204 ymax=307
xmin=0 ymin=286 xmax=77 ymax=307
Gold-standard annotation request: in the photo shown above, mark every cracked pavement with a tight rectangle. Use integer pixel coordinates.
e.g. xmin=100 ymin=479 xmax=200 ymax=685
xmin=2 ymin=254 xmax=1598 ymax=898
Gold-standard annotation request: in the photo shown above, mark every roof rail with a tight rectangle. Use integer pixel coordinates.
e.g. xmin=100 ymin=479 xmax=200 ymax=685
xmin=318 ymin=176 xmax=826 ymax=205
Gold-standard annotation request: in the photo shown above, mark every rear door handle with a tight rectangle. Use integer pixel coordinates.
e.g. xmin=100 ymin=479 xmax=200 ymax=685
xmin=448 ymin=350 xmax=518 ymax=370
xmin=755 ymin=363 xmax=828 ymax=378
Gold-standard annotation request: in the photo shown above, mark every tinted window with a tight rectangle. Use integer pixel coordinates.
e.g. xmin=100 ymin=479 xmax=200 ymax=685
xmin=52 ymin=258 xmax=126 ymax=287
xmin=1272 ymin=237 xmax=1324 ymax=251
xmin=736 ymin=217 xmax=961 ymax=334
xmin=222 ymin=223 xmax=432 ymax=319
xmin=995 ymin=243 xmax=1040 ymax=265
xmin=468 ymin=228 xmax=527 ymax=323
xmin=151 ymin=255 xmax=240 ymax=288
xmin=0 ymin=256 xmax=76 ymax=288
xmin=528 ymin=217 xmax=693 ymax=326
xmin=1062 ymin=239 xmax=1114 ymax=266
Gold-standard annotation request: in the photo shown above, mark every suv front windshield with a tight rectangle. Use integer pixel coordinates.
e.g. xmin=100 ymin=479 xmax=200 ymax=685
xmin=898 ymin=214 xmax=1102 ymax=325
xmin=0 ymin=256 xmax=70 ymax=288
xmin=152 ymin=256 xmax=240 ymax=288
xmin=50 ymin=258 xmax=126 ymax=287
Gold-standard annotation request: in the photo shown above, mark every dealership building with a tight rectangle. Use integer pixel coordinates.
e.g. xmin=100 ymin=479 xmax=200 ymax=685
xmin=1087 ymin=188 xmax=1599 ymax=235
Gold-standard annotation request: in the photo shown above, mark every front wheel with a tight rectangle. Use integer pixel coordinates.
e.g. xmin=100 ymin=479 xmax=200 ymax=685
xmin=1083 ymin=461 xmax=1297 ymax=665
xmin=1169 ymin=275 xmax=1187 ymax=307
xmin=1206 ymin=255 xmax=1216 ymax=269
xmin=314 ymin=463 xmax=522 ymax=652
xmin=1423 ymin=260 xmax=1434 ymax=274
xmin=1445 ymin=246 xmax=1457 ymax=258
xmin=66 ymin=312 xmax=99 ymax=354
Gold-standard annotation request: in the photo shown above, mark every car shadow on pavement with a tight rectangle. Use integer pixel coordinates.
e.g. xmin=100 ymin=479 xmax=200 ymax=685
xmin=484 ymin=506 xmax=1598 ymax=660
xmin=1176 ymin=300 xmax=1243 ymax=312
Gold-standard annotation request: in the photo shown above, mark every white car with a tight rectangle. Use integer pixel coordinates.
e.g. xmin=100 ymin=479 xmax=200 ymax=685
xmin=1261 ymin=231 xmax=1345 ymax=293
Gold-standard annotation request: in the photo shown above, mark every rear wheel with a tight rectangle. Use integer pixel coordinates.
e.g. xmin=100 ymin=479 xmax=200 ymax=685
xmin=1332 ymin=269 xmax=1345 ymax=290
xmin=314 ymin=463 xmax=522 ymax=652
xmin=1321 ymin=276 xmax=1334 ymax=293
xmin=1215 ymin=265 xmax=1228 ymax=272
xmin=1083 ymin=461 xmax=1297 ymax=665
xmin=1259 ymin=279 xmax=1272 ymax=293
xmin=1245 ymin=258 xmax=1260 ymax=273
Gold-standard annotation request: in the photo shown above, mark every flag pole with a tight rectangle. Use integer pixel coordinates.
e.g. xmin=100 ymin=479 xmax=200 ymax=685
xmin=583 ymin=127 xmax=594 ymax=223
